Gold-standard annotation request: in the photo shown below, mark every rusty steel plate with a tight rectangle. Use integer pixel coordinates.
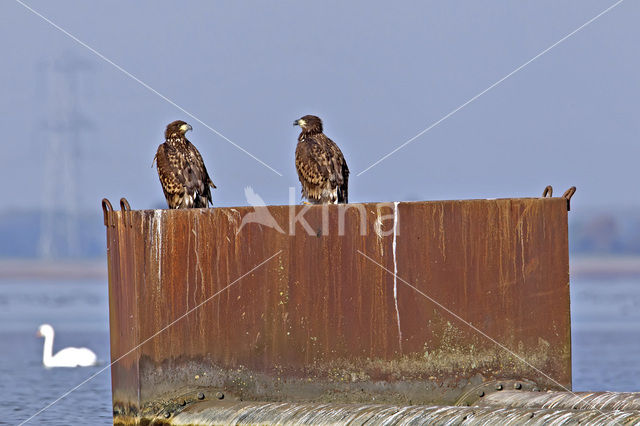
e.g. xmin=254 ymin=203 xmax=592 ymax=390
xmin=103 ymin=197 xmax=571 ymax=423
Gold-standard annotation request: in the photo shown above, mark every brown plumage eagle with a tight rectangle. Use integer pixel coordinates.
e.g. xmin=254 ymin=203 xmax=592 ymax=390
xmin=294 ymin=115 xmax=349 ymax=204
xmin=153 ymin=120 xmax=216 ymax=209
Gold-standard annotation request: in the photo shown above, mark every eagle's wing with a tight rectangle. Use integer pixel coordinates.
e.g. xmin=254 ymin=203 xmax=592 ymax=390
xmin=324 ymin=137 xmax=348 ymax=187
xmin=325 ymin=139 xmax=349 ymax=203
xmin=187 ymin=141 xmax=216 ymax=189
xmin=182 ymin=141 xmax=214 ymax=207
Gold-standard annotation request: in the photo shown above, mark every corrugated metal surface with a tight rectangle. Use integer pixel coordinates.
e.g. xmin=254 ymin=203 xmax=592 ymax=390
xmin=160 ymin=400 xmax=640 ymax=425
xmin=103 ymin=197 xmax=572 ymax=423
xmin=478 ymin=390 xmax=640 ymax=411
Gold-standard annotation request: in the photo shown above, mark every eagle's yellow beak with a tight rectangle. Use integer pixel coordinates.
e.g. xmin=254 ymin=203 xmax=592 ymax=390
xmin=179 ymin=123 xmax=193 ymax=133
xmin=294 ymin=119 xmax=306 ymax=127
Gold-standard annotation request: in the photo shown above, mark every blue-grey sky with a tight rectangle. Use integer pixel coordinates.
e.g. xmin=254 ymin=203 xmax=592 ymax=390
xmin=0 ymin=0 xmax=637 ymax=212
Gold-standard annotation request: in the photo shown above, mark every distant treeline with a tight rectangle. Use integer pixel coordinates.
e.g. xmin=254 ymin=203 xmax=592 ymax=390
xmin=0 ymin=208 xmax=639 ymax=259
xmin=570 ymin=210 xmax=640 ymax=255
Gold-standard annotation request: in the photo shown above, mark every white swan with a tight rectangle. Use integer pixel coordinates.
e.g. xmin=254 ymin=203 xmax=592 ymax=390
xmin=37 ymin=324 xmax=98 ymax=368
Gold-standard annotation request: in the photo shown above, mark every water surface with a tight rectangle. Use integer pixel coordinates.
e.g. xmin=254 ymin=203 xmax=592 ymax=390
xmin=0 ymin=276 xmax=638 ymax=425
xmin=0 ymin=280 xmax=110 ymax=426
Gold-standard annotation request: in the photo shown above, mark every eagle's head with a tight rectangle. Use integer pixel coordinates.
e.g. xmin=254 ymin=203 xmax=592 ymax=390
xmin=165 ymin=120 xmax=193 ymax=139
xmin=294 ymin=115 xmax=323 ymax=134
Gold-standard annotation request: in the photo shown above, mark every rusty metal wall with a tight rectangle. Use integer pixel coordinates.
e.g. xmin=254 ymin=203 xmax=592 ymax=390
xmin=103 ymin=197 xmax=571 ymax=423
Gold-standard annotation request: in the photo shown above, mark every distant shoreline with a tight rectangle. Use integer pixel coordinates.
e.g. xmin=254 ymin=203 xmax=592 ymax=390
xmin=0 ymin=256 xmax=639 ymax=281
xmin=571 ymin=256 xmax=640 ymax=279
xmin=0 ymin=259 xmax=107 ymax=281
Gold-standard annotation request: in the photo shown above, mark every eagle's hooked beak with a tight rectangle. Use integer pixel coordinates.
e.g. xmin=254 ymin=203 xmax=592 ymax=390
xmin=293 ymin=120 xmax=299 ymax=126
xmin=294 ymin=119 xmax=305 ymax=127
xmin=180 ymin=123 xmax=193 ymax=133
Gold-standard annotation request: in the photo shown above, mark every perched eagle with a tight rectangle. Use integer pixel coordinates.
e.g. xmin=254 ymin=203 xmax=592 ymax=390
xmin=294 ymin=115 xmax=349 ymax=204
xmin=153 ymin=120 xmax=216 ymax=209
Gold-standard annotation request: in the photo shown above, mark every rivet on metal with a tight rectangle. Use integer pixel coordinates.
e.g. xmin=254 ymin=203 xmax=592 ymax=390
xmin=197 ymin=392 xmax=205 ymax=400
xmin=164 ymin=412 xmax=171 ymax=418
xmin=514 ymin=382 xmax=522 ymax=390
xmin=477 ymin=391 xmax=485 ymax=397
xmin=532 ymin=387 xmax=540 ymax=392
xmin=179 ymin=399 xmax=186 ymax=406
xmin=495 ymin=384 xmax=503 ymax=390
xmin=215 ymin=391 xmax=224 ymax=400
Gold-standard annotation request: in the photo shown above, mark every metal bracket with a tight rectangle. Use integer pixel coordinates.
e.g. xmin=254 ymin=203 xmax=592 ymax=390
xmin=562 ymin=186 xmax=576 ymax=211
xmin=102 ymin=198 xmax=115 ymax=228
xmin=542 ymin=185 xmax=553 ymax=198
xmin=120 ymin=198 xmax=132 ymax=228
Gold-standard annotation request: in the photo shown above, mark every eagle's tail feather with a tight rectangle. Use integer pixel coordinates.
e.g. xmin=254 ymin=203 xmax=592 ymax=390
xmin=339 ymin=166 xmax=349 ymax=204
xmin=338 ymin=185 xmax=348 ymax=204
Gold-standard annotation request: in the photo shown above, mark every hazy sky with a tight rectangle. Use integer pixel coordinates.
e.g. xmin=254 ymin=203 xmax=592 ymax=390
xmin=0 ymin=0 xmax=637 ymax=213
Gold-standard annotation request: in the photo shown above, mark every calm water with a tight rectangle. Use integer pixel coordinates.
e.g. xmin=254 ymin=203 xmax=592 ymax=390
xmin=0 ymin=276 xmax=638 ymax=425
xmin=0 ymin=281 xmax=111 ymax=426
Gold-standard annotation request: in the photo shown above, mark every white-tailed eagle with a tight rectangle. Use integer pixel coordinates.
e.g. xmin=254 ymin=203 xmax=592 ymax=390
xmin=294 ymin=115 xmax=349 ymax=204
xmin=153 ymin=120 xmax=216 ymax=209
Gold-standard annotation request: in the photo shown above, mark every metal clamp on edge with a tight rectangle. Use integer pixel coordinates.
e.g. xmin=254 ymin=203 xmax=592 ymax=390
xmin=120 ymin=198 xmax=132 ymax=228
xmin=562 ymin=186 xmax=576 ymax=211
xmin=102 ymin=198 xmax=115 ymax=228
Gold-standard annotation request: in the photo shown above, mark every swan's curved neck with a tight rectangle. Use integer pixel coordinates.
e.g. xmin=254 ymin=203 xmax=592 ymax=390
xmin=42 ymin=331 xmax=54 ymax=365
